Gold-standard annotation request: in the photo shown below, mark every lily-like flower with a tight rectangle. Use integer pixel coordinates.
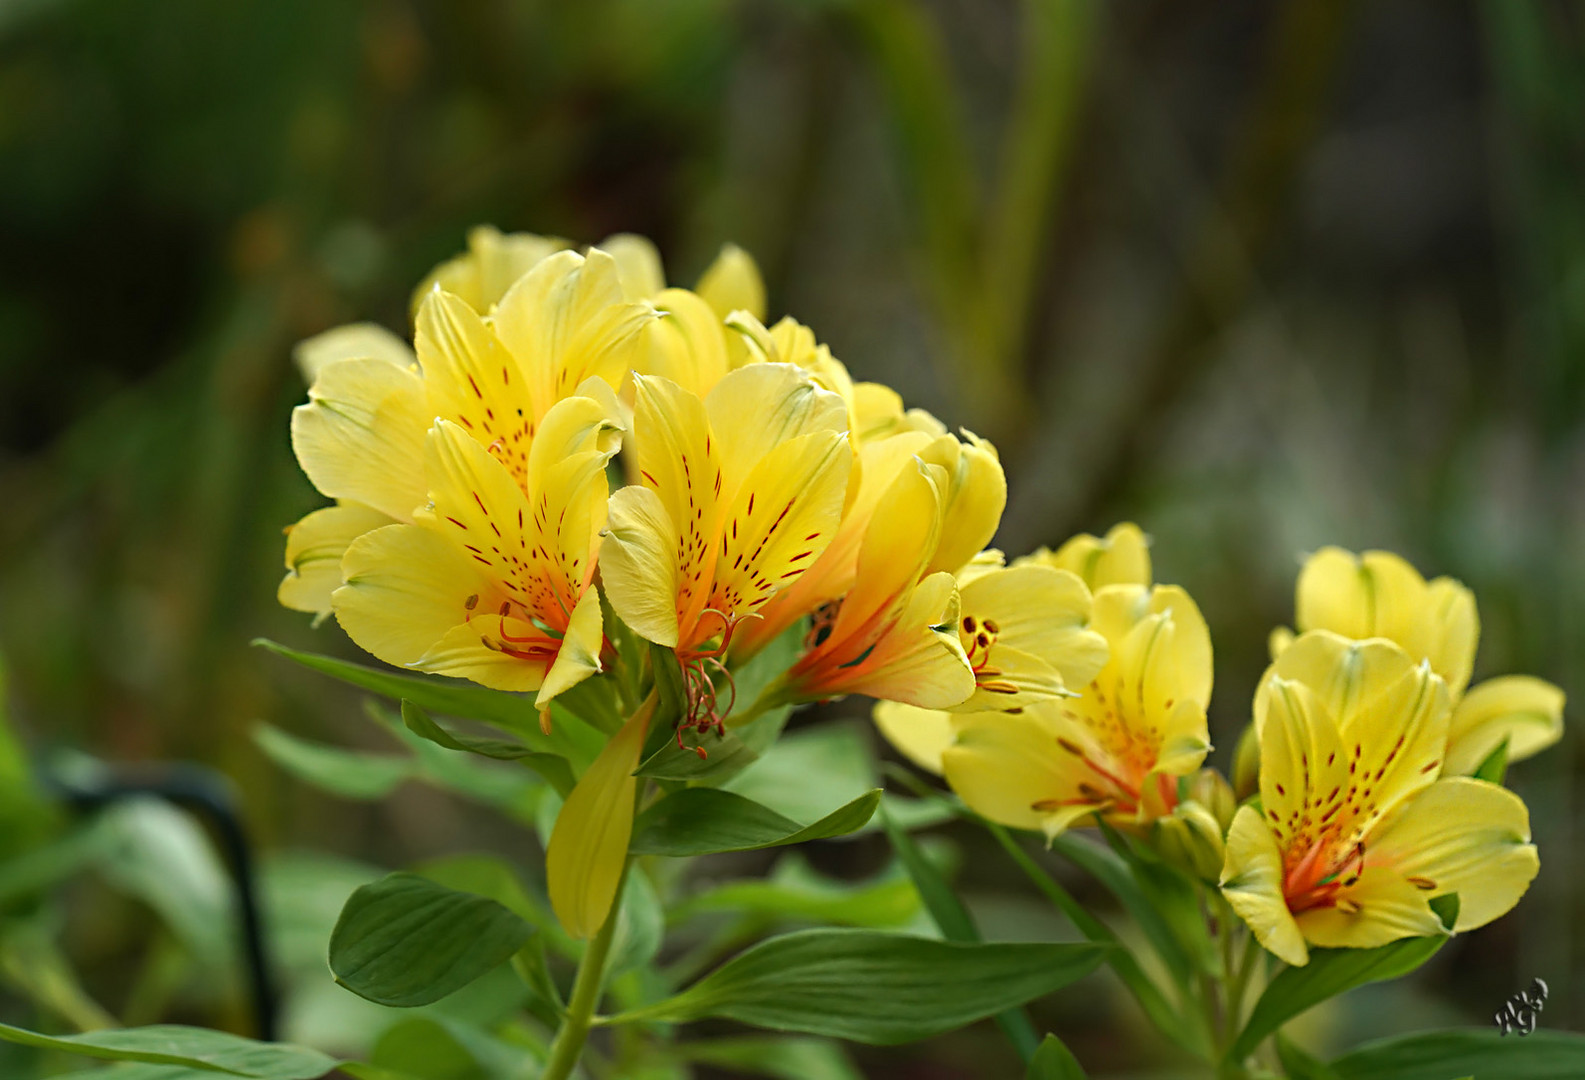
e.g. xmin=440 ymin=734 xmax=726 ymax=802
xmin=939 ymin=583 xmax=1213 ymax=839
xmin=1271 ymin=547 xmax=1564 ymax=775
xmin=285 ymin=249 xmax=650 ymax=705
xmin=598 ymin=363 xmax=853 ymax=727
xmin=1222 ymin=630 xmax=1538 ymax=966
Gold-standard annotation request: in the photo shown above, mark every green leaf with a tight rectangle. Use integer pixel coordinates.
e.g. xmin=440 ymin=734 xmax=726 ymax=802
xmin=672 ymin=854 xmax=922 ymax=928
xmin=651 ymin=642 xmax=689 ymax=723
xmin=1026 ymin=1033 xmax=1087 ymax=1079
xmin=1473 ymin=736 xmax=1510 ymax=784
xmin=609 ymin=864 xmax=665 ymax=976
xmin=881 ymin=808 xmax=1039 ymax=1059
xmin=634 ymin=728 xmax=759 ymax=782
xmin=401 ymin=701 xmax=574 ymax=796
xmin=1331 ymin=1028 xmax=1585 ymax=1080
xmin=1275 ymin=1033 xmax=1343 ymax=1080
xmin=1096 ymin=820 xmax=1220 ymax=976
xmin=629 ymin=788 xmax=881 ymax=856
xmin=610 ymin=928 xmax=1109 ymax=1045
xmin=0 ymin=1021 xmax=338 ymax=1078
xmin=671 ymin=1036 xmax=863 ymax=1080
xmin=1049 ymin=831 xmax=1194 ymax=988
xmin=253 ymin=639 xmax=601 ymax=766
xmin=725 ymin=723 xmax=877 ymax=825
xmin=1229 ymin=911 xmax=1455 ymax=1063
xmin=368 ymin=1015 xmax=538 ymax=1080
xmin=253 ymin=723 xmax=413 ymax=800
xmin=329 ymin=873 xmax=533 ymax=1007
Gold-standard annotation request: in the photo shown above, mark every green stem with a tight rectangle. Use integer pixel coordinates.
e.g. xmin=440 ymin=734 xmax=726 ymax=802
xmin=541 ymin=862 xmax=629 ymax=1080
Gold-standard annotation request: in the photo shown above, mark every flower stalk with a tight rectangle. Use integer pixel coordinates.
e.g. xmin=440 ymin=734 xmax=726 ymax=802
xmin=541 ymin=857 xmax=630 ymax=1080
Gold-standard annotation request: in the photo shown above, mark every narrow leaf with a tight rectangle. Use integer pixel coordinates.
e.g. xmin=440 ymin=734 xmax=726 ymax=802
xmin=611 ymin=929 xmax=1109 ymax=1045
xmin=1026 ymin=1033 xmax=1087 ymax=1079
xmin=673 ymin=855 xmax=922 ymax=928
xmin=253 ymin=723 xmax=411 ymax=800
xmin=672 ymin=1036 xmax=862 ymax=1080
xmin=1050 ymin=832 xmax=1194 ymax=987
xmin=329 ymin=873 xmax=533 ymax=1007
xmin=1473 ymin=737 xmax=1510 ymax=784
xmin=1331 ymin=1028 xmax=1585 ymax=1080
xmin=547 ymin=695 xmax=653 ymax=937
xmin=401 ymin=700 xmax=574 ymax=795
xmin=1275 ymin=1033 xmax=1343 ymax=1080
xmin=0 ymin=1021 xmax=338 ymax=1078
xmin=253 ymin=638 xmax=601 ymax=765
xmin=630 ymin=788 xmax=880 ymax=856
xmin=634 ymin=728 xmax=759 ymax=782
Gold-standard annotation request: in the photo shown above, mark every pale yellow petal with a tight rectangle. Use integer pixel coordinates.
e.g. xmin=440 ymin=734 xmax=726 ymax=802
xmin=943 ymin=709 xmax=1083 ymax=833
xmin=1220 ymin=805 xmax=1309 ymax=966
xmin=1366 ymin=776 xmax=1538 ymax=932
xmin=1409 ymin=578 xmax=1478 ymax=697
xmin=599 ymin=485 xmax=681 ymax=648
xmin=920 ymin=431 xmax=1006 ymax=577
xmin=1257 ymin=676 xmax=1348 ymax=849
xmin=412 ymin=615 xmax=548 ymax=692
xmin=832 ymin=572 xmax=975 ymax=708
xmin=645 ymin=287 xmax=732 ymax=395
xmin=597 ymin=233 xmax=667 ymax=300
xmin=696 ymin=243 xmax=766 ymax=322
xmin=279 ymin=503 xmax=395 ymax=618
xmin=1295 ymin=547 xmax=1426 ymax=642
xmin=291 ymin=357 xmax=428 ymax=522
xmin=292 ymin=322 xmax=414 ymax=386
xmin=1268 ymin=625 xmax=1295 ymax=661
xmin=1295 ymin=864 xmax=1443 ymax=950
xmin=955 ymin=564 xmax=1108 ymax=710
xmin=704 ymin=362 xmax=848 ymax=491
xmin=821 ymin=458 xmax=941 ymax=650
xmin=1259 ymin=631 xmax=1422 ymax=738
xmin=413 ymin=226 xmax=567 ymax=315
xmin=1032 ymin=522 xmax=1153 ymax=590
xmin=537 ymin=585 xmax=606 ymax=707
xmin=1445 ymin=675 xmax=1565 ymax=774
xmin=873 ymin=701 xmax=953 ymax=775
xmin=334 ymin=524 xmax=507 ymax=667
xmin=547 ymin=696 xmax=654 ymax=938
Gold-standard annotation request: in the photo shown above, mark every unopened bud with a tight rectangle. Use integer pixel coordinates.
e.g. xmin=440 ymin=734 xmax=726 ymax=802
xmin=1186 ymin=767 xmax=1236 ymax=832
xmin=1153 ymin=800 xmax=1226 ymax=883
xmin=539 ymin=705 xmax=554 ymax=737
xmin=1232 ymin=723 xmax=1260 ymax=802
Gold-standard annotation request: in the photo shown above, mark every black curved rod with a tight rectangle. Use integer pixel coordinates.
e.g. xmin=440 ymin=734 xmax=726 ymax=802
xmin=47 ymin=762 xmax=278 ymax=1042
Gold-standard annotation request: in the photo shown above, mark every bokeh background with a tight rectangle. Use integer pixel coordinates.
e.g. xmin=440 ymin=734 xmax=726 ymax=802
xmin=2 ymin=0 xmax=1583 ymax=1075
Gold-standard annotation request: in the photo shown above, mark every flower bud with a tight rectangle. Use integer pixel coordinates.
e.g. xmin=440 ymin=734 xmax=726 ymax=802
xmin=1186 ymin=767 xmax=1236 ymax=832
xmin=1232 ymin=723 xmax=1261 ymax=802
xmin=1153 ymin=800 xmax=1226 ymax=883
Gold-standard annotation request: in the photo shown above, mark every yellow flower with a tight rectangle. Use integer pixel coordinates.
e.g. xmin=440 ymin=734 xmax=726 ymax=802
xmin=285 ymin=249 xmax=651 ymax=704
xmin=598 ymin=362 xmax=852 ymax=665
xmin=1222 ymin=630 xmax=1538 ymax=966
xmin=1017 ymin=521 xmax=1152 ymax=591
xmin=1273 ymin=547 xmax=1564 ymax=775
xmin=413 ymin=226 xmax=571 ymax=316
xmin=939 ymin=583 xmax=1214 ymax=839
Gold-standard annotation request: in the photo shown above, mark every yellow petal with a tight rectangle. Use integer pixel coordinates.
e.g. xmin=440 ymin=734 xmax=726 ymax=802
xmin=547 ymin=696 xmax=654 ymax=938
xmin=1268 ymin=625 xmax=1295 ymax=661
xmin=826 ymin=571 xmax=975 ymax=708
xmin=537 ymin=585 xmax=605 ymax=707
xmin=645 ymin=287 xmax=733 ymax=396
xmin=704 ymin=362 xmax=848 ymax=493
xmin=1365 ymin=776 xmax=1538 ymax=932
xmin=1294 ymin=863 xmax=1444 ymax=951
xmin=599 ymin=485 xmax=681 ymax=648
xmin=942 ymin=709 xmax=1086 ymax=834
xmin=413 ymin=226 xmax=567 ymax=315
xmin=279 ymin=503 xmax=394 ymax=618
xmin=334 ymin=524 xmax=507 ymax=667
xmin=920 ymin=431 xmax=1006 ymax=577
xmin=872 ymin=702 xmax=953 ymax=775
xmin=1445 ymin=675 xmax=1565 ymax=775
xmin=291 ymin=357 xmax=428 ymax=522
xmin=1295 ymin=547 xmax=1426 ymax=642
xmin=414 ymin=288 xmax=537 ymax=486
xmin=954 ymin=564 xmax=1109 ymax=710
xmin=696 ymin=242 xmax=766 ymax=322
xmin=412 ymin=615 xmax=548 ymax=692
xmin=1260 ymin=631 xmax=1422 ymax=738
xmin=1409 ymin=577 xmax=1478 ymax=697
xmin=850 ymin=381 xmax=946 ymax=443
xmin=1030 ymin=522 xmax=1153 ymax=590
xmin=706 ymin=430 xmax=851 ymax=645
xmin=1257 ymin=676 xmax=1348 ymax=849
xmin=292 ymin=322 xmax=413 ymax=386
xmin=596 ymin=233 xmax=667 ymax=300
xmin=493 ymin=249 xmax=655 ymax=409
xmin=1220 ymin=805 xmax=1309 ymax=966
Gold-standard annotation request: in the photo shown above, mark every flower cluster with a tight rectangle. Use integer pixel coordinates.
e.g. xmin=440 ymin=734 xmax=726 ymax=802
xmin=281 ymin=228 xmax=1560 ymax=968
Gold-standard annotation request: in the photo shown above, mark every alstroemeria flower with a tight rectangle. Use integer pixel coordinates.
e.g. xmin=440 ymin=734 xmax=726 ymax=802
xmin=284 ymin=249 xmax=651 ymax=704
xmin=599 ymin=361 xmax=852 ymax=669
xmin=1222 ymin=630 xmax=1538 ymax=967
xmin=1271 ymin=547 xmax=1564 ymax=775
xmin=412 ymin=225 xmax=571 ymax=317
xmin=940 ymin=583 xmax=1213 ymax=839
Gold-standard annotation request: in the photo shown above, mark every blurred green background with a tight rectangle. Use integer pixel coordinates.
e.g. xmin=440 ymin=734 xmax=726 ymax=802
xmin=1 ymin=0 xmax=1582 ymax=1075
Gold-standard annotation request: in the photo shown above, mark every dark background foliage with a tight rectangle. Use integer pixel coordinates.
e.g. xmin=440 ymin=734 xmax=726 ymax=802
xmin=2 ymin=0 xmax=1583 ymax=1074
